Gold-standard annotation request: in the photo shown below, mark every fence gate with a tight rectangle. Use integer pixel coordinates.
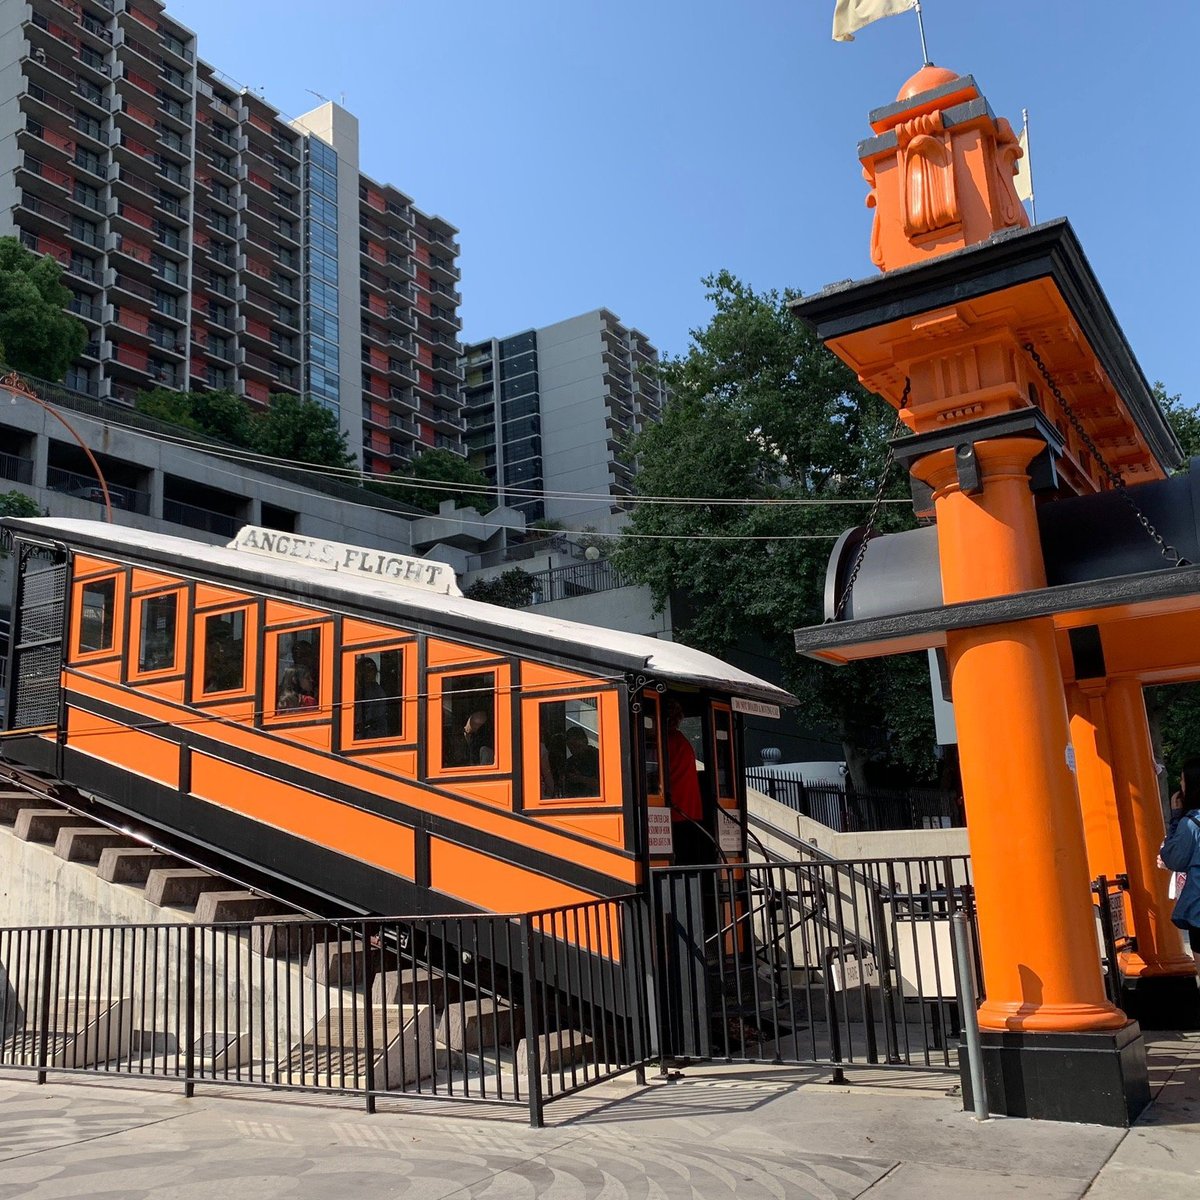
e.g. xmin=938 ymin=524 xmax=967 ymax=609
xmin=651 ymin=856 xmax=977 ymax=1075
xmin=3 ymin=539 xmax=67 ymax=733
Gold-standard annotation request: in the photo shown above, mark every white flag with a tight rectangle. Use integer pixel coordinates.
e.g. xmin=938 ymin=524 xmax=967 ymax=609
xmin=833 ymin=0 xmax=916 ymax=42
xmin=1014 ymin=125 xmax=1033 ymax=202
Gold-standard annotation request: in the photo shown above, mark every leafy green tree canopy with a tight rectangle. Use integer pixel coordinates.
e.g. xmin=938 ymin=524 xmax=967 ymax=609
xmin=464 ymin=568 xmax=537 ymax=608
xmin=375 ymin=448 xmax=491 ymax=513
xmin=1155 ymin=381 xmax=1200 ymax=462
xmin=613 ymin=271 xmax=936 ymax=780
xmin=0 ymin=236 xmax=87 ymax=381
xmin=253 ymin=392 xmax=357 ymax=469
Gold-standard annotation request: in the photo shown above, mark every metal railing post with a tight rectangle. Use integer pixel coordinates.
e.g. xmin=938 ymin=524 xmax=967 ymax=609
xmin=362 ymin=923 xmax=377 ymax=1115
xmin=521 ymin=914 xmax=543 ymax=1128
xmin=35 ymin=929 xmax=54 ymax=1085
xmin=182 ymin=926 xmax=195 ymax=1099
xmin=951 ymin=911 xmax=987 ymax=1120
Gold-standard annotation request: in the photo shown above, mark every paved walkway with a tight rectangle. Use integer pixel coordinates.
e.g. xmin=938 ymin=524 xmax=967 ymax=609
xmin=0 ymin=1035 xmax=1197 ymax=1198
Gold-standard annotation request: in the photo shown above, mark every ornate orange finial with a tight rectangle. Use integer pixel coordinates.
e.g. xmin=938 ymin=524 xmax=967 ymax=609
xmin=861 ymin=69 xmax=1028 ymax=272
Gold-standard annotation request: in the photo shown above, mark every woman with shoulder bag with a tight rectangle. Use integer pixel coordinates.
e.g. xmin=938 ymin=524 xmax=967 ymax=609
xmin=1160 ymin=757 xmax=1200 ymax=969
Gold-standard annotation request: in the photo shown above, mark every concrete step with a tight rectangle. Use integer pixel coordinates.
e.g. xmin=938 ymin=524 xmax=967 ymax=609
xmin=371 ymin=967 xmax=460 ymax=1009
xmin=145 ymin=868 xmax=229 ymax=908
xmin=0 ymin=791 xmax=39 ymax=824
xmin=96 ymin=848 xmax=181 ymax=884
xmin=276 ymin=1004 xmax=435 ymax=1089
xmin=14 ymin=809 xmax=79 ymax=845
xmin=251 ymin=916 xmax=321 ymax=960
xmin=306 ymin=939 xmax=376 ymax=988
xmin=438 ymin=997 xmax=524 ymax=1054
xmin=193 ymin=891 xmax=290 ymax=925
xmin=54 ymin=827 xmax=132 ymax=864
xmin=517 ymin=1031 xmax=594 ymax=1077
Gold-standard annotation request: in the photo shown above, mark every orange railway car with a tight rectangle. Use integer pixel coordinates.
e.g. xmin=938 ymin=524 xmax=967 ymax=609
xmin=1 ymin=518 xmax=794 ymax=920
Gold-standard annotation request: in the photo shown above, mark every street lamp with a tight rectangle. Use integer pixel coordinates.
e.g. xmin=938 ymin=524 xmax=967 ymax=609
xmin=2 ymin=371 xmax=113 ymax=523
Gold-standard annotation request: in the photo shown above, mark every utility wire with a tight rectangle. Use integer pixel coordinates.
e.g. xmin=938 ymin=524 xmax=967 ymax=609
xmin=63 ymin=408 xmax=908 ymax=510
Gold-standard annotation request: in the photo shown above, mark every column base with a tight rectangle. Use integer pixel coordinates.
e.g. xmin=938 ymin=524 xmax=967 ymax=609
xmin=1120 ymin=973 xmax=1200 ymax=1030
xmin=959 ymin=1020 xmax=1150 ymax=1126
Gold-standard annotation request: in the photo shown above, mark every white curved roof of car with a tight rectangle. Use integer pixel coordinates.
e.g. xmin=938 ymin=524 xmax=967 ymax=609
xmin=9 ymin=518 xmax=796 ymax=706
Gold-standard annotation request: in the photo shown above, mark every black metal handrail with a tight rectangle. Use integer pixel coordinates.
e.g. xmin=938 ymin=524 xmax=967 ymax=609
xmin=0 ymin=898 xmax=648 ymax=1127
xmin=748 ymin=770 xmax=965 ymax=833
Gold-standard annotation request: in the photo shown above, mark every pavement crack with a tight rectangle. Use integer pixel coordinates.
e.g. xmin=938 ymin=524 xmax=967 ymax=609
xmin=0 ymin=1108 xmax=199 ymax=1165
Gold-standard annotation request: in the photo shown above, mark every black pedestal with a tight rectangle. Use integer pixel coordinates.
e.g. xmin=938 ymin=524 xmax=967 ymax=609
xmin=959 ymin=1020 xmax=1150 ymax=1126
xmin=1120 ymin=974 xmax=1200 ymax=1031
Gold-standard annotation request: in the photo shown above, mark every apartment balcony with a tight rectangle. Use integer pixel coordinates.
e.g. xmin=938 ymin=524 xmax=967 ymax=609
xmin=422 ymin=304 xmax=463 ymax=335
xmin=68 ymin=295 xmax=104 ymax=324
xmin=153 ymin=190 xmax=190 ymax=225
xmin=419 ymin=227 xmax=461 ymax=258
xmin=417 ymin=324 xmax=461 ymax=360
xmin=156 ymin=95 xmax=191 ymax=132
xmin=425 ymin=254 xmax=461 ymax=285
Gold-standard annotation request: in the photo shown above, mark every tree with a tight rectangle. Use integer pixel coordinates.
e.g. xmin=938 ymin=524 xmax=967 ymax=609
xmin=0 ymin=490 xmax=42 ymax=556
xmin=465 ymin=568 xmax=537 ymax=608
xmin=135 ymin=387 xmax=202 ymax=432
xmin=613 ymin=271 xmax=937 ymax=782
xmin=379 ymin=448 xmax=491 ymax=513
xmin=0 ymin=236 xmax=87 ymax=381
xmin=192 ymin=389 xmax=255 ymax=447
xmin=253 ymin=392 xmax=356 ymax=469
xmin=1156 ymin=382 xmax=1200 ymax=462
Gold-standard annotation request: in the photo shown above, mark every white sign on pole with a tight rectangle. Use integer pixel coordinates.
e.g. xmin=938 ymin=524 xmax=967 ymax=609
xmin=731 ymin=697 xmax=781 ymax=720
xmin=647 ymin=808 xmax=674 ymax=856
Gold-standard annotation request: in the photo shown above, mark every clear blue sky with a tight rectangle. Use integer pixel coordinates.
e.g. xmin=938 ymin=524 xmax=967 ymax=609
xmin=169 ymin=0 xmax=1198 ymax=403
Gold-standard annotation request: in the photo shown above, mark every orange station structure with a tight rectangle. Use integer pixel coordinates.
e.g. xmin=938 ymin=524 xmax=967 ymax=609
xmin=792 ymin=67 xmax=1200 ymax=1125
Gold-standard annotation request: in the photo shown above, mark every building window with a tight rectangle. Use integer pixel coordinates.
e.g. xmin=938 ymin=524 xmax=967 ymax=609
xmin=441 ymin=672 xmax=495 ymax=769
xmin=137 ymin=594 xmax=178 ymax=673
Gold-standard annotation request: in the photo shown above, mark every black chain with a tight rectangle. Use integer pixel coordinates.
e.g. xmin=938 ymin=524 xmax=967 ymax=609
xmin=1023 ymin=343 xmax=1187 ymax=567
xmin=831 ymin=377 xmax=910 ymax=622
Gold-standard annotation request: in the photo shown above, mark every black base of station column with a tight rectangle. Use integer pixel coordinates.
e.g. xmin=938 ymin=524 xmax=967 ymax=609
xmin=1120 ymin=974 xmax=1200 ymax=1031
xmin=959 ymin=1020 xmax=1150 ymax=1127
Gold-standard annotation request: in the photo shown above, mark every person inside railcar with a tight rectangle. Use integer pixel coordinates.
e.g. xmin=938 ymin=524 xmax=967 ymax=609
xmin=353 ymin=655 xmax=388 ymax=739
xmin=442 ymin=673 xmax=495 ymax=768
xmin=202 ymin=618 xmax=244 ymax=693
xmin=276 ymin=668 xmax=304 ymax=712
xmin=562 ymin=727 xmax=600 ymax=797
xmin=666 ymin=699 xmax=707 ymax=865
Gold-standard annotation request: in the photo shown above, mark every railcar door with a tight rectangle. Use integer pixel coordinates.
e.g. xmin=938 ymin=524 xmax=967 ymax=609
xmin=2 ymin=538 xmax=68 ymax=757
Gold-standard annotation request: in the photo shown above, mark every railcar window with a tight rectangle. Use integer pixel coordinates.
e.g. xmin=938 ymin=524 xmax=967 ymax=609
xmin=441 ymin=672 xmax=495 ymax=768
xmin=201 ymin=610 xmax=246 ymax=694
xmin=713 ymin=709 xmax=735 ymax=799
xmin=137 ymin=594 xmax=178 ymax=673
xmin=539 ymin=697 xmax=601 ymax=799
xmin=643 ymin=703 xmax=662 ymax=797
xmin=352 ymin=649 xmax=402 ymax=740
xmin=274 ymin=627 xmax=322 ymax=714
xmin=79 ymin=578 xmax=115 ymax=653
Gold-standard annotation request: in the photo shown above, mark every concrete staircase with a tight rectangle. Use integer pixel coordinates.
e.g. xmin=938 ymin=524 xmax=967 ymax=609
xmin=0 ymin=787 xmax=287 ymax=928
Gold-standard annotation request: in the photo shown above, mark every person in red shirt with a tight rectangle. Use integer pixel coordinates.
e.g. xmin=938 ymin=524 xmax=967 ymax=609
xmin=666 ymin=701 xmax=707 ymax=864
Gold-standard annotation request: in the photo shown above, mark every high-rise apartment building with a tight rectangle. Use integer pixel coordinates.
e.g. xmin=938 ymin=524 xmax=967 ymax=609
xmin=462 ymin=310 xmax=666 ymax=528
xmin=0 ymin=0 xmax=463 ymax=469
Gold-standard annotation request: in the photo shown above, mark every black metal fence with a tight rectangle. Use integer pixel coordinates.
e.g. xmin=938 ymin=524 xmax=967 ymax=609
xmin=1092 ymin=874 xmax=1134 ymax=1007
xmin=747 ymin=770 xmax=965 ymax=832
xmin=0 ymin=898 xmax=648 ymax=1126
xmin=651 ymin=855 xmax=976 ymax=1075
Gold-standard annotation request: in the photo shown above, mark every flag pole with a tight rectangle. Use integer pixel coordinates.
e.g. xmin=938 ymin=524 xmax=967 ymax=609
xmin=913 ymin=0 xmax=931 ymax=65
xmin=1022 ymin=106 xmax=1037 ymax=222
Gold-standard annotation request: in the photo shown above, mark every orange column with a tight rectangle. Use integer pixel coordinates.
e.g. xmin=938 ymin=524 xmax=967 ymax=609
xmin=1105 ymin=678 xmax=1195 ymax=978
xmin=916 ymin=439 xmax=1125 ymax=1032
xmin=1067 ymin=684 xmax=1127 ymax=885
